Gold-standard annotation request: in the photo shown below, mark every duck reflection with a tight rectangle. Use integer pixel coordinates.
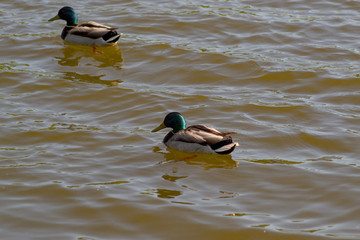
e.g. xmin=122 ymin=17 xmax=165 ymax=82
xmin=143 ymin=188 xmax=182 ymax=199
xmin=162 ymin=174 xmax=187 ymax=182
xmin=246 ymin=158 xmax=301 ymax=165
xmin=155 ymin=189 xmax=182 ymax=199
xmin=62 ymin=71 xmax=122 ymax=86
xmin=56 ymin=44 xmax=124 ymax=69
xmin=153 ymin=146 xmax=239 ymax=170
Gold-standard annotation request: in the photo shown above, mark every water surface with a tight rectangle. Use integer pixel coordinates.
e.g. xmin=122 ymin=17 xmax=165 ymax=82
xmin=1 ymin=0 xmax=360 ymax=239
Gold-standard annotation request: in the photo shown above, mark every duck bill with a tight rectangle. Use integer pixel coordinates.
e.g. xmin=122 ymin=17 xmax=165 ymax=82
xmin=48 ymin=15 xmax=60 ymax=22
xmin=152 ymin=122 xmax=166 ymax=132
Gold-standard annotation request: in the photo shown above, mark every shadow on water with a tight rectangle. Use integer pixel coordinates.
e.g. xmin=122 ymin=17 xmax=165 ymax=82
xmin=153 ymin=146 xmax=239 ymax=170
xmin=55 ymin=44 xmax=124 ymax=69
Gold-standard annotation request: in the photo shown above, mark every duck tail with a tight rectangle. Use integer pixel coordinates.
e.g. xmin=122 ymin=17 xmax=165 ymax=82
xmin=210 ymin=138 xmax=239 ymax=155
xmin=102 ymin=31 xmax=122 ymax=43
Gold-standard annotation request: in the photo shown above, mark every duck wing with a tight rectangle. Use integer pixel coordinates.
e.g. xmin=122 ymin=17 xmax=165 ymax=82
xmin=79 ymin=21 xmax=117 ymax=30
xmin=187 ymin=125 xmax=239 ymax=154
xmin=173 ymin=125 xmax=236 ymax=145
xmin=164 ymin=125 xmax=238 ymax=154
xmin=70 ymin=21 xmax=118 ymax=39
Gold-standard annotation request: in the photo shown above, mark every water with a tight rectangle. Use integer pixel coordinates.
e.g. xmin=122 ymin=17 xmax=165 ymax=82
xmin=1 ymin=0 xmax=360 ymax=239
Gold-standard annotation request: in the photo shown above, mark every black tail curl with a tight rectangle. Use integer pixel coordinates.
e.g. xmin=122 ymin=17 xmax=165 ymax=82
xmin=102 ymin=30 xmax=121 ymax=42
xmin=210 ymin=138 xmax=233 ymax=150
xmin=210 ymin=138 xmax=236 ymax=154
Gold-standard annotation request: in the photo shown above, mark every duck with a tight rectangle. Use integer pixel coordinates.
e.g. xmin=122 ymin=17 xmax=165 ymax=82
xmin=152 ymin=112 xmax=239 ymax=154
xmin=48 ymin=6 xmax=122 ymax=48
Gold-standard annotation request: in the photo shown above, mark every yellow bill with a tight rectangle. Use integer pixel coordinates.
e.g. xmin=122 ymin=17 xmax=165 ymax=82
xmin=152 ymin=122 xmax=166 ymax=132
xmin=48 ymin=15 xmax=60 ymax=22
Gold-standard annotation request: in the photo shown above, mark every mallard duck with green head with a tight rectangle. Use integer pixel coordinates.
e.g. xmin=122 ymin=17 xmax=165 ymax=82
xmin=48 ymin=6 xmax=122 ymax=47
xmin=152 ymin=112 xmax=239 ymax=154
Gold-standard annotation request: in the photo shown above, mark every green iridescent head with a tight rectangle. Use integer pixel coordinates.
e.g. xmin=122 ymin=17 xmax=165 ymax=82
xmin=48 ymin=6 xmax=78 ymax=26
xmin=152 ymin=112 xmax=186 ymax=133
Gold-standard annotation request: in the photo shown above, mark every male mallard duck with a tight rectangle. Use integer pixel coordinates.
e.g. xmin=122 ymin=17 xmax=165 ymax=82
xmin=48 ymin=6 xmax=122 ymax=48
xmin=152 ymin=112 xmax=239 ymax=154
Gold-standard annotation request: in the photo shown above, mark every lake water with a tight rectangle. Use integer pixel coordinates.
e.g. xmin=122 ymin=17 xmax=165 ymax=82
xmin=1 ymin=0 xmax=360 ymax=239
